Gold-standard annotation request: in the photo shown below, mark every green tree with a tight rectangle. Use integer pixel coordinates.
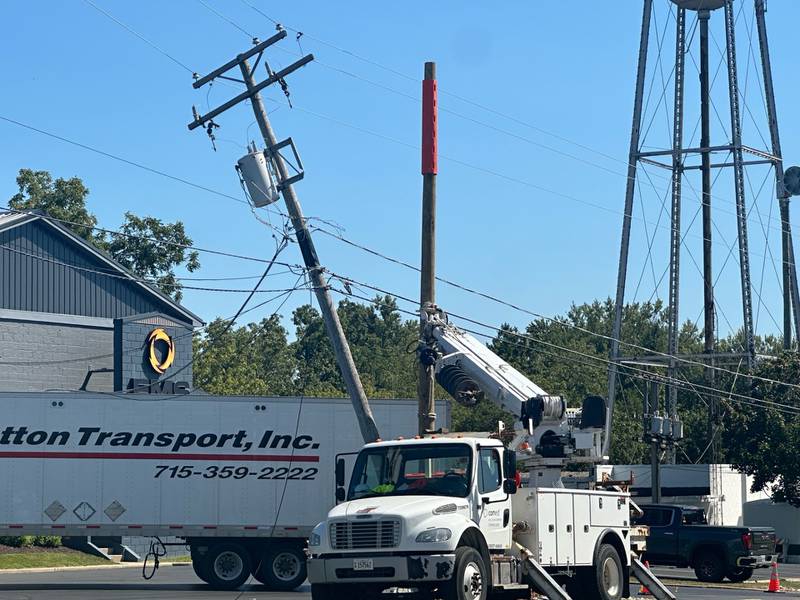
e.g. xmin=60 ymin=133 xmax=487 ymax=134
xmin=7 ymin=169 xmax=199 ymax=301
xmin=722 ymin=352 xmax=800 ymax=506
xmin=9 ymin=169 xmax=99 ymax=243
xmin=194 ymin=315 xmax=296 ymax=396
xmin=106 ymin=213 xmax=199 ymax=302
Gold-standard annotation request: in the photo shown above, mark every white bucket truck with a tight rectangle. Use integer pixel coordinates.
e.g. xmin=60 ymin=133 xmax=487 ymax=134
xmin=308 ymin=308 xmax=672 ymax=600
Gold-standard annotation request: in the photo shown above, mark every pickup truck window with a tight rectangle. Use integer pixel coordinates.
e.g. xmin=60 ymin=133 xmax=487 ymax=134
xmin=348 ymin=443 xmax=473 ymax=500
xmin=634 ymin=508 xmax=674 ymax=527
xmin=681 ymin=509 xmax=708 ymax=525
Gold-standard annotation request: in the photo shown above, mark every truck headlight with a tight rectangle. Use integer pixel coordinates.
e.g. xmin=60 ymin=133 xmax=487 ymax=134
xmin=415 ymin=528 xmax=452 ymax=543
xmin=309 ymin=523 xmax=324 ymax=547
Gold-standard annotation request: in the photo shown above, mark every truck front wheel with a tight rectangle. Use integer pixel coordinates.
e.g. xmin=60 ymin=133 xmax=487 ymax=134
xmin=441 ymin=546 xmax=488 ymax=600
xmin=205 ymin=543 xmax=252 ymax=590
xmin=587 ymin=543 xmax=623 ymax=600
xmin=254 ymin=544 xmax=307 ymax=590
xmin=693 ymin=551 xmax=725 ymax=583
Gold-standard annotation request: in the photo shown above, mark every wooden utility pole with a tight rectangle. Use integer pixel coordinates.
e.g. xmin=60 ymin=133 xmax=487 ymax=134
xmin=418 ymin=61 xmax=437 ymax=436
xmin=188 ymin=33 xmax=380 ymax=444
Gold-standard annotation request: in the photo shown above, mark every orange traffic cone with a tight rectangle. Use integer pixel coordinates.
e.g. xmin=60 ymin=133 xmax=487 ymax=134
xmin=639 ymin=560 xmax=651 ymax=595
xmin=767 ymin=561 xmax=782 ymax=593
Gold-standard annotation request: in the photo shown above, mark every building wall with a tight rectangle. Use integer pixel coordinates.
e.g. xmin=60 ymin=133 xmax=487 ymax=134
xmin=0 ymin=219 xmax=191 ymax=323
xmin=0 ymin=311 xmax=113 ymax=392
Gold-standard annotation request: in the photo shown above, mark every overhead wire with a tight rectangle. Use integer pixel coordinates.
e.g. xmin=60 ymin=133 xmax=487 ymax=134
xmin=327 ymin=282 xmax=800 ymax=416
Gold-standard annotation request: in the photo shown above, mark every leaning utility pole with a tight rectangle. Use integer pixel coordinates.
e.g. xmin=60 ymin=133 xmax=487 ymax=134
xmin=188 ymin=32 xmax=380 ymax=443
xmin=418 ymin=61 xmax=438 ymax=436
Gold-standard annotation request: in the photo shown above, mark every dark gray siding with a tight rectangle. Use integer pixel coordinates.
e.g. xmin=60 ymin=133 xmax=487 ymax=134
xmin=0 ymin=221 xmax=190 ymax=323
xmin=0 ymin=319 xmax=113 ymax=392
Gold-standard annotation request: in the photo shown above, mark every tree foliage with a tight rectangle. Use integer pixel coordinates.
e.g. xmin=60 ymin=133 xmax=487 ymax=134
xmin=7 ymin=169 xmax=199 ymax=300
xmin=722 ymin=352 xmax=800 ymax=506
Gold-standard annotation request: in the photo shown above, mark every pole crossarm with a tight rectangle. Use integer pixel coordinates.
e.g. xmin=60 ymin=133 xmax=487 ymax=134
xmin=188 ymin=54 xmax=314 ymax=131
xmin=192 ymin=31 xmax=288 ymax=89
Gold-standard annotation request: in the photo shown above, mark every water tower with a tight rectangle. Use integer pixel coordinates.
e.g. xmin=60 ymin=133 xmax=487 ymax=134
xmin=605 ymin=0 xmax=799 ymax=463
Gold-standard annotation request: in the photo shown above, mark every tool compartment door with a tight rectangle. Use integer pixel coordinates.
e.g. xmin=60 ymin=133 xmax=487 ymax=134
xmin=572 ymin=493 xmax=594 ymax=565
xmin=536 ymin=491 xmax=557 ymax=566
xmin=589 ymin=492 xmax=628 ymax=528
xmin=555 ymin=492 xmax=574 ymax=564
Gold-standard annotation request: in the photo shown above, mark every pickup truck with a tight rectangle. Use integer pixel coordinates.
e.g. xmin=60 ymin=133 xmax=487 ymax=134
xmin=633 ymin=504 xmax=777 ymax=583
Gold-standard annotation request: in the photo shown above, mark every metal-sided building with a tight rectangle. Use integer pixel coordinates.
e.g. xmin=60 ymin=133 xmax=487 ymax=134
xmin=0 ymin=211 xmax=203 ymax=394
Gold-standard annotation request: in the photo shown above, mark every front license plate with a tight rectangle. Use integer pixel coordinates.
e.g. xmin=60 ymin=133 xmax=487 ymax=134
xmin=353 ymin=559 xmax=374 ymax=571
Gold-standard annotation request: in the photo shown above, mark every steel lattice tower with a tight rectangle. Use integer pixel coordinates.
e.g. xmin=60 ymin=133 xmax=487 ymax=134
xmin=604 ymin=0 xmax=799 ymax=462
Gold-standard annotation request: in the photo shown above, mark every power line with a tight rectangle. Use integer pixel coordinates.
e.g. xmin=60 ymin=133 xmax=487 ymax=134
xmin=330 ymin=284 xmax=800 ymax=417
xmin=1 ymin=200 xmax=790 ymax=392
xmin=0 ymin=243 xmax=303 ymax=294
xmin=82 ymin=0 xmax=196 ymax=75
xmin=324 ymin=269 xmax=800 ymax=403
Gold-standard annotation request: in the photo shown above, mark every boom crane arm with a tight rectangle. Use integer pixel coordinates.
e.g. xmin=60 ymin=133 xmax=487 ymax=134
xmin=420 ymin=307 xmax=608 ymax=468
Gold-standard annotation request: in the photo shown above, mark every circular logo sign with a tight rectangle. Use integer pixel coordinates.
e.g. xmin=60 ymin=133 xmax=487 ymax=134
xmin=146 ymin=328 xmax=175 ymax=375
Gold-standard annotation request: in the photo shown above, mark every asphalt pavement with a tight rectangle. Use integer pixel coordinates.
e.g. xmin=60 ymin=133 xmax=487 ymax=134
xmin=0 ymin=564 xmax=798 ymax=600
xmin=650 ymin=562 xmax=800 ymax=582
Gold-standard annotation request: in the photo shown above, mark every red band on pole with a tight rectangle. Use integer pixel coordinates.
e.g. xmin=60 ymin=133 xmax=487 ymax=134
xmin=422 ymin=78 xmax=437 ymax=175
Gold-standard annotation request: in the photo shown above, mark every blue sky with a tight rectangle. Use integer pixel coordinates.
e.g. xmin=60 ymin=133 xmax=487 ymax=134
xmin=2 ymin=1 xmax=797 ymax=342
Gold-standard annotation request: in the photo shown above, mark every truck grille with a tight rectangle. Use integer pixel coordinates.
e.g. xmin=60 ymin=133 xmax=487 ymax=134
xmin=329 ymin=520 xmax=401 ymax=550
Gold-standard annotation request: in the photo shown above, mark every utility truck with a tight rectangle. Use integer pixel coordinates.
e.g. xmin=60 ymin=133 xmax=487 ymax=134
xmin=0 ymin=392 xmax=447 ymax=590
xmin=308 ymin=308 xmax=672 ymax=600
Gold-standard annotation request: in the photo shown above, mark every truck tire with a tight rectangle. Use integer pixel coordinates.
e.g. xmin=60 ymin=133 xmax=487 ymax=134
xmin=205 ymin=543 xmax=252 ymax=590
xmin=254 ymin=544 xmax=307 ymax=590
xmin=693 ymin=551 xmax=725 ymax=583
xmin=587 ymin=543 xmax=623 ymax=600
xmin=727 ymin=567 xmax=754 ymax=583
xmin=442 ymin=546 xmax=488 ymax=600
xmin=191 ymin=557 xmax=211 ymax=583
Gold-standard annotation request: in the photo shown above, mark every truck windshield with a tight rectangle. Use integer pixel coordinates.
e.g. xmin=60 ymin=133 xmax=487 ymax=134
xmin=348 ymin=443 xmax=472 ymax=500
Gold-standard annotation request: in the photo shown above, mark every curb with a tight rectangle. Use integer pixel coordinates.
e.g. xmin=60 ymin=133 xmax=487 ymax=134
xmin=0 ymin=561 xmax=190 ymax=574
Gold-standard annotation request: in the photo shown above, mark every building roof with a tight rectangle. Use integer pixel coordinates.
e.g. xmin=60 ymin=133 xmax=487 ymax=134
xmin=0 ymin=210 xmax=204 ymax=326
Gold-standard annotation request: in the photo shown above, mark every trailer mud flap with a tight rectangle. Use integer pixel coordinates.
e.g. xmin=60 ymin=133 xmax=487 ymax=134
xmin=631 ymin=555 xmax=677 ymax=600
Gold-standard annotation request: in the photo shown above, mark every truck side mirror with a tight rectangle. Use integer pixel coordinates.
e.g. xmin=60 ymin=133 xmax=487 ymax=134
xmin=503 ymin=450 xmax=518 ymax=494
xmin=503 ymin=450 xmax=517 ymax=479
xmin=335 ymin=457 xmax=346 ymax=502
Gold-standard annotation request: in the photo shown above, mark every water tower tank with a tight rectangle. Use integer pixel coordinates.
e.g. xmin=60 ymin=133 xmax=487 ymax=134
xmin=670 ymin=0 xmax=725 ymax=10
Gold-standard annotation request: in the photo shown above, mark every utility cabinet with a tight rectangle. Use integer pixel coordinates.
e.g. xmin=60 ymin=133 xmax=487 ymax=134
xmin=511 ymin=487 xmax=631 ymax=567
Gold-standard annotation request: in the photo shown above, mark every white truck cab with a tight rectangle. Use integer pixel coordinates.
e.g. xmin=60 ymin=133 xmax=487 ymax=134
xmin=308 ymin=309 xmax=673 ymax=600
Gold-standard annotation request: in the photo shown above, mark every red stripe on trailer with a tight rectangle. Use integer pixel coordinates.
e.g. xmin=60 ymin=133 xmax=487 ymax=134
xmin=86 ymin=525 xmax=100 ymax=529
xmin=203 ymin=526 xmax=217 ymax=530
xmin=0 ymin=451 xmax=319 ymax=462
xmin=127 ymin=525 xmax=142 ymax=529
xmin=9 ymin=525 xmax=23 ymax=529
xmin=421 ymin=77 xmax=437 ymax=175
xmin=244 ymin=526 xmax=258 ymax=530
xmin=51 ymin=525 xmax=65 ymax=529
xmin=169 ymin=525 xmax=183 ymax=529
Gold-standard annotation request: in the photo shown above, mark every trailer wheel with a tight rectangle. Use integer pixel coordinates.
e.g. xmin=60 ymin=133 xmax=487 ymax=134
xmin=441 ymin=546 xmax=488 ymax=600
xmin=205 ymin=543 xmax=252 ymax=590
xmin=191 ymin=556 xmax=211 ymax=583
xmin=254 ymin=544 xmax=307 ymax=590
xmin=587 ymin=543 xmax=623 ymax=600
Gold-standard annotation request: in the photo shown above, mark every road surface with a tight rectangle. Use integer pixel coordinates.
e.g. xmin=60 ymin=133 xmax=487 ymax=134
xmin=0 ymin=564 xmax=798 ymax=599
